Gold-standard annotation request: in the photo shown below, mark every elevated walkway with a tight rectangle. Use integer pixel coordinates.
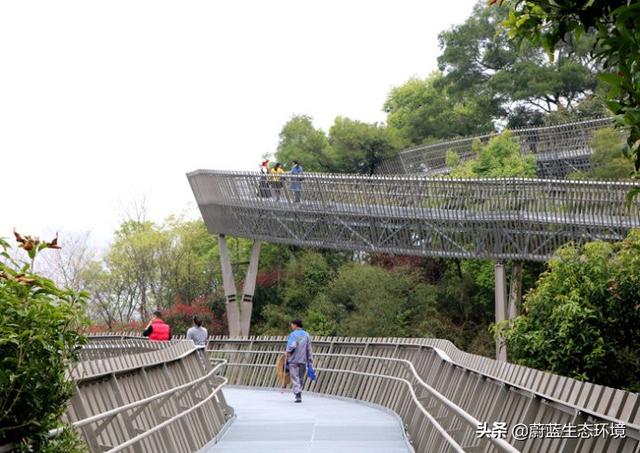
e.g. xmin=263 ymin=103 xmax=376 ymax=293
xmin=42 ymin=336 xmax=640 ymax=452
xmin=204 ymin=387 xmax=412 ymax=453
xmin=188 ymin=170 xmax=640 ymax=261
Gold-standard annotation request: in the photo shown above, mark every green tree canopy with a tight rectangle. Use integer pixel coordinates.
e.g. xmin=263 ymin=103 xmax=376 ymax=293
xmin=274 ymin=115 xmax=334 ymax=172
xmin=495 ymin=0 xmax=640 ymax=178
xmin=328 ymin=117 xmax=401 ymax=175
xmin=439 ymin=1 xmax=597 ymax=127
xmin=497 ymin=230 xmax=640 ymax=391
xmin=384 ymin=72 xmax=495 ymax=145
xmin=568 ymin=127 xmax=634 ymax=180
xmin=447 ymin=131 xmax=536 ymax=178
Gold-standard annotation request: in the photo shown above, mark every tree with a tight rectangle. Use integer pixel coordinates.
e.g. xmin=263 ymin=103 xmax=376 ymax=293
xmin=439 ymin=1 xmax=598 ymax=126
xmin=106 ymin=220 xmax=170 ymax=318
xmin=274 ymin=115 xmax=335 ymax=172
xmin=568 ymin=127 xmax=634 ymax=180
xmin=384 ymin=72 xmax=495 ymax=145
xmin=257 ymin=250 xmax=333 ymax=333
xmin=447 ymin=131 xmax=536 ymax=178
xmin=328 ymin=117 xmax=401 ymax=175
xmin=496 ymin=231 xmax=640 ymax=391
xmin=494 ymin=0 xmax=640 ymax=187
xmin=40 ymin=230 xmax=95 ymax=291
xmin=319 ymin=263 xmax=411 ymax=337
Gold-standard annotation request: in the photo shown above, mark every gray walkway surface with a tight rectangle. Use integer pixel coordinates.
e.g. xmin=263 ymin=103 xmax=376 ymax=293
xmin=203 ymin=387 xmax=413 ymax=453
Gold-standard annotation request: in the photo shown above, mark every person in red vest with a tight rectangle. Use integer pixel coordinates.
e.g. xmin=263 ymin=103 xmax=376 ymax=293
xmin=142 ymin=310 xmax=171 ymax=341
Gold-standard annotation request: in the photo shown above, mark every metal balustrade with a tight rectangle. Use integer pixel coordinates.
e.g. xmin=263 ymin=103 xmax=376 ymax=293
xmin=64 ymin=340 xmax=233 ymax=453
xmin=188 ymin=170 xmax=640 ymax=261
xmin=206 ymin=336 xmax=640 ymax=453
xmin=376 ymin=118 xmax=615 ymax=178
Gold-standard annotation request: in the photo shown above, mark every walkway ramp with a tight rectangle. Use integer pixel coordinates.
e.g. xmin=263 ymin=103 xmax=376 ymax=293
xmin=204 ymin=387 xmax=412 ymax=453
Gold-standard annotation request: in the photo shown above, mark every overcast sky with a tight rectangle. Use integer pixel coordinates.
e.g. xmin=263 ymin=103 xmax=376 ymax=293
xmin=1 ymin=0 xmax=477 ymax=249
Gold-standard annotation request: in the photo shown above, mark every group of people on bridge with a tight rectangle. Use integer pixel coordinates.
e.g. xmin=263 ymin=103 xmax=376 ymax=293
xmin=259 ymin=159 xmax=304 ymax=202
xmin=142 ymin=311 xmax=314 ymax=403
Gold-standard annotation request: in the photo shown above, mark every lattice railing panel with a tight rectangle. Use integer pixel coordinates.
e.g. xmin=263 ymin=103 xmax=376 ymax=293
xmin=188 ymin=170 xmax=640 ymax=261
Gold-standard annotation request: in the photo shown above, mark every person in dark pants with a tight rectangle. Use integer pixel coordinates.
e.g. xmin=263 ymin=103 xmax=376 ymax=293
xmin=142 ymin=310 xmax=171 ymax=341
xmin=285 ymin=318 xmax=313 ymax=403
xmin=290 ymin=160 xmax=303 ymax=202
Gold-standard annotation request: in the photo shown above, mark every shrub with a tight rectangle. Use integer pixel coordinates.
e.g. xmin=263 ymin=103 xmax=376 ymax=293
xmin=0 ymin=233 xmax=88 ymax=451
xmin=164 ymin=294 xmax=225 ymax=336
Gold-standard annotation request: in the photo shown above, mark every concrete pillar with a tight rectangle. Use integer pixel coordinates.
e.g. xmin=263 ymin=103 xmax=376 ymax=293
xmin=239 ymin=241 xmax=261 ymax=336
xmin=495 ymin=261 xmax=508 ymax=361
xmin=508 ymin=261 xmax=523 ymax=320
xmin=218 ymin=235 xmax=241 ymax=337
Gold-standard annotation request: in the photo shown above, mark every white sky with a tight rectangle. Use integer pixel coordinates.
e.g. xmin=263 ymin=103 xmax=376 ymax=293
xmin=1 ymin=0 xmax=477 ymax=248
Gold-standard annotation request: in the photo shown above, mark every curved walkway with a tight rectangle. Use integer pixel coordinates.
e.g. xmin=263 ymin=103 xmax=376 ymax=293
xmin=203 ymin=387 xmax=413 ymax=453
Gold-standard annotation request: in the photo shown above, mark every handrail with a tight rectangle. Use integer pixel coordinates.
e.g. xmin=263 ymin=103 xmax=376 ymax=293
xmin=105 ymin=378 xmax=228 ymax=453
xmin=312 ymin=366 xmax=465 ymax=453
xmin=73 ymin=340 xmax=197 ymax=381
xmin=212 ymin=349 xmax=519 ymax=452
xmin=72 ymin=360 xmax=227 ymax=429
xmin=209 ymin=346 xmax=640 ymax=435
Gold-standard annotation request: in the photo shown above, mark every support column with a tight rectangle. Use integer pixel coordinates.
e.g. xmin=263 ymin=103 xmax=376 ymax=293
xmin=218 ymin=235 xmax=241 ymax=337
xmin=495 ymin=261 xmax=508 ymax=361
xmin=508 ymin=261 xmax=523 ymax=320
xmin=239 ymin=241 xmax=261 ymax=336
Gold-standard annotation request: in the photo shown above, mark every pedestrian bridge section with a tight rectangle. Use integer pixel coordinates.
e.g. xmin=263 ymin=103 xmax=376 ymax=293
xmin=376 ymin=118 xmax=612 ymax=178
xmin=187 ymin=170 xmax=640 ymax=261
xmin=57 ymin=336 xmax=640 ymax=453
xmin=205 ymin=387 xmax=412 ymax=453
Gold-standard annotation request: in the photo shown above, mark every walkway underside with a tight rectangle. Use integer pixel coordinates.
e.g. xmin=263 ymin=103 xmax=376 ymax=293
xmin=204 ymin=387 xmax=411 ymax=453
xmin=189 ymin=171 xmax=640 ymax=261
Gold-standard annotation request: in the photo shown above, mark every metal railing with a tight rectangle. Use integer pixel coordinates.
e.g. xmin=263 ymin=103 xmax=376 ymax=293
xmin=376 ymin=117 xmax=614 ymax=178
xmin=187 ymin=170 xmax=640 ymax=261
xmin=207 ymin=336 xmax=640 ymax=453
xmin=211 ymin=349 xmax=518 ymax=453
xmin=65 ymin=340 xmax=233 ymax=453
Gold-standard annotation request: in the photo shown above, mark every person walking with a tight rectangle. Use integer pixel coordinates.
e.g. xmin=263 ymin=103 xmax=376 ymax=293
xmin=270 ymin=162 xmax=285 ymax=201
xmin=142 ymin=310 xmax=171 ymax=341
xmin=290 ymin=160 xmax=303 ymax=202
xmin=286 ymin=318 xmax=313 ymax=403
xmin=186 ymin=315 xmax=208 ymax=346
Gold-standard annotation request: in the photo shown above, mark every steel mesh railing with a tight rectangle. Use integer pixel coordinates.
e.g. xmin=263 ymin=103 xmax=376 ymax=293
xmin=376 ymin=118 xmax=615 ymax=177
xmin=188 ymin=170 xmax=640 ymax=261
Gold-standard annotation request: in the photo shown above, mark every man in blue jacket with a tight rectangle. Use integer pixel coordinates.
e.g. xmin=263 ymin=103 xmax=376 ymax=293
xmin=286 ymin=318 xmax=313 ymax=403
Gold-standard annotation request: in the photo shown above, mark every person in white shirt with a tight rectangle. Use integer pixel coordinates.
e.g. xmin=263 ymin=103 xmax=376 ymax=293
xmin=186 ymin=316 xmax=208 ymax=346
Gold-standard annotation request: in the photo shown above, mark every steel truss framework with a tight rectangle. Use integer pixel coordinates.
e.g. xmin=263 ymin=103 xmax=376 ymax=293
xmin=188 ymin=170 xmax=640 ymax=262
xmin=377 ymin=117 xmax=615 ymax=178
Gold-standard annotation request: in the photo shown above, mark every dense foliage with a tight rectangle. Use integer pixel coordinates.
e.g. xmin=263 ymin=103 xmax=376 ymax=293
xmin=0 ymin=234 xmax=88 ymax=451
xmin=497 ymin=231 xmax=640 ymax=391
xmin=447 ymin=131 xmax=536 ymax=178
xmin=439 ymin=2 xmax=598 ymax=128
xmin=568 ymin=127 xmax=634 ymax=180
xmin=495 ymin=0 xmax=640 ymax=192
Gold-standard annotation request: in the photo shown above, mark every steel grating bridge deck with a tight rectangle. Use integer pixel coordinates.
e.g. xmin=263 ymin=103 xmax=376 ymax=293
xmin=188 ymin=171 xmax=640 ymax=261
